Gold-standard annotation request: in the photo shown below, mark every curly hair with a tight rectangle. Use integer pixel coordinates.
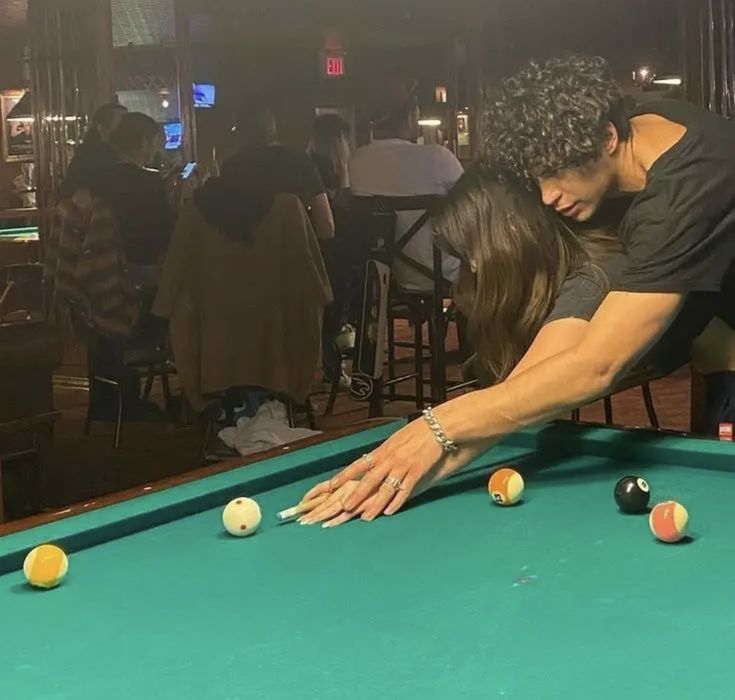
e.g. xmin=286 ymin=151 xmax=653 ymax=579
xmin=482 ymin=55 xmax=630 ymax=182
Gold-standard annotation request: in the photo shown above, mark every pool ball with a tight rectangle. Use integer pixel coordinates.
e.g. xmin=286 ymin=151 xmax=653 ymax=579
xmin=23 ymin=544 xmax=69 ymax=589
xmin=649 ymin=500 xmax=689 ymax=543
xmin=488 ymin=467 xmax=524 ymax=506
xmin=222 ymin=497 xmax=262 ymax=537
xmin=613 ymin=475 xmax=651 ymax=514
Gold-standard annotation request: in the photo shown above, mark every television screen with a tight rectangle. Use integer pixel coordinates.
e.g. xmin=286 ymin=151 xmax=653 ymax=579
xmin=193 ymin=83 xmax=215 ymax=108
xmin=163 ymin=121 xmax=183 ymax=150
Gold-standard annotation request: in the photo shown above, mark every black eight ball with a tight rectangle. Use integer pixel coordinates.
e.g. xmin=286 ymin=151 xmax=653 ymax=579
xmin=613 ymin=475 xmax=651 ymax=514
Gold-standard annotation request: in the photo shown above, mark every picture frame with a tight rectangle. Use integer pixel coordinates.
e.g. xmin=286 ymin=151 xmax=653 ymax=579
xmin=1 ymin=91 xmax=34 ymax=162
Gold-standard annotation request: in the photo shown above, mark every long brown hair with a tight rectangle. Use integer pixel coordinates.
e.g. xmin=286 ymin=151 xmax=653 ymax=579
xmin=434 ymin=162 xmax=619 ymax=383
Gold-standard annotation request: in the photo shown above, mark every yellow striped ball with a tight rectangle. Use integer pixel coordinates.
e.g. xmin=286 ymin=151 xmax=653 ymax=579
xmin=23 ymin=544 xmax=69 ymax=589
xmin=649 ymin=500 xmax=689 ymax=543
xmin=488 ymin=467 xmax=525 ymax=506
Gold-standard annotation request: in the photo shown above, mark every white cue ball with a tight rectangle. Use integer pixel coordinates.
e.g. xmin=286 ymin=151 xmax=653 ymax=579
xmin=222 ymin=497 xmax=262 ymax=537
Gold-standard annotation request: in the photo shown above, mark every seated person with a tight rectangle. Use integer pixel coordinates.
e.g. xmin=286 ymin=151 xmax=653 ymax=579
xmin=221 ymin=103 xmax=334 ymax=240
xmin=59 ymin=102 xmax=128 ymax=199
xmin=93 ymin=112 xmax=175 ymax=272
xmin=349 ymin=86 xmax=464 ymax=293
xmin=83 ymin=113 xmax=174 ymax=419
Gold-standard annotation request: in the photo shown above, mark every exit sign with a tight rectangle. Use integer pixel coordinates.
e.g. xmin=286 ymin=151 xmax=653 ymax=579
xmin=324 ymin=52 xmax=345 ymax=77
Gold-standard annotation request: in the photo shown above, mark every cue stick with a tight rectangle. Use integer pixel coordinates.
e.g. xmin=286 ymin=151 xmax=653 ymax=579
xmin=277 ymin=493 xmax=331 ymax=523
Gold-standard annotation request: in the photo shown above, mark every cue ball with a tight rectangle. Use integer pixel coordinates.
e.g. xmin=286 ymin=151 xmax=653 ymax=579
xmin=222 ymin=498 xmax=262 ymax=537
xmin=488 ymin=467 xmax=525 ymax=506
xmin=613 ymin=475 xmax=651 ymax=514
xmin=23 ymin=544 xmax=69 ymax=589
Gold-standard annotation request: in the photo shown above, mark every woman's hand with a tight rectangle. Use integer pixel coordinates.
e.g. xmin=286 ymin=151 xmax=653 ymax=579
xmin=297 ymin=414 xmax=493 ymax=525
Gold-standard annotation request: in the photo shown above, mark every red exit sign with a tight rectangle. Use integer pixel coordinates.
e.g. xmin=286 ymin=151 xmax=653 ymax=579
xmin=324 ymin=52 xmax=345 ymax=77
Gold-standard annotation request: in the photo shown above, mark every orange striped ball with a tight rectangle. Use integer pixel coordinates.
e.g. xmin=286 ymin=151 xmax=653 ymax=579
xmin=23 ymin=544 xmax=69 ymax=589
xmin=488 ymin=467 xmax=525 ymax=506
xmin=649 ymin=501 xmax=689 ymax=543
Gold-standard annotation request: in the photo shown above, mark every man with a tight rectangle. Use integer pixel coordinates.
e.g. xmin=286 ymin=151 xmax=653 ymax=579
xmin=349 ymin=91 xmax=464 ymax=292
xmin=94 ymin=112 xmax=174 ymax=267
xmin=292 ymin=54 xmax=735 ymax=527
xmin=221 ymin=105 xmax=334 ymax=240
xmin=59 ymin=102 xmax=127 ymax=199
xmin=482 ymin=54 xmax=735 ymax=435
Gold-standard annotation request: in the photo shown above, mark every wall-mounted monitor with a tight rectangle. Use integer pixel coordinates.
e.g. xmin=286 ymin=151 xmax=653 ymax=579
xmin=163 ymin=121 xmax=183 ymax=150
xmin=193 ymin=83 xmax=216 ymax=109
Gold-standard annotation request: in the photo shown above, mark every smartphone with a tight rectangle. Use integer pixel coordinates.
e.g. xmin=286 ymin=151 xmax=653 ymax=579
xmin=180 ymin=161 xmax=197 ymax=180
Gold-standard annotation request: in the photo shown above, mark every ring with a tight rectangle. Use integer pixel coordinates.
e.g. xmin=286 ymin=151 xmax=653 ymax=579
xmin=361 ymin=453 xmax=376 ymax=471
xmin=382 ymin=475 xmax=403 ymax=491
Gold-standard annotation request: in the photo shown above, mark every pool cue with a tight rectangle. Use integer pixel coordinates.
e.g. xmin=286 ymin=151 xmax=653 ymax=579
xmin=277 ymin=493 xmax=330 ymax=523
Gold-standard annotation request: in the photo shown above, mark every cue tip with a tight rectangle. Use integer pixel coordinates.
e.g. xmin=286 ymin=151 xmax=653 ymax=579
xmin=276 ymin=493 xmax=329 ymax=523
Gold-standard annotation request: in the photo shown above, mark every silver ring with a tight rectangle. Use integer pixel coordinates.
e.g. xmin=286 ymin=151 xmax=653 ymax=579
xmin=383 ymin=475 xmax=403 ymax=491
xmin=361 ymin=453 xmax=376 ymax=471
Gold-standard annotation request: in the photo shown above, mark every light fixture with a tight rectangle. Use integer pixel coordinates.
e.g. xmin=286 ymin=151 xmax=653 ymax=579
xmin=6 ymin=91 xmax=33 ymax=123
xmin=418 ymin=118 xmax=442 ymax=127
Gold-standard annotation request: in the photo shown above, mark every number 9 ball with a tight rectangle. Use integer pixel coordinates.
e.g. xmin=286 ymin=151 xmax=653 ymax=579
xmin=613 ymin=475 xmax=651 ymax=514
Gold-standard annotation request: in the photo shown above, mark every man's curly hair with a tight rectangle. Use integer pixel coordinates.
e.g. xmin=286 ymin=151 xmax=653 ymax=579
xmin=482 ymin=55 xmax=630 ymax=183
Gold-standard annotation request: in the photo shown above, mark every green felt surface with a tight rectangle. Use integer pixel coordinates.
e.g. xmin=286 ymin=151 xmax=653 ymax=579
xmin=0 ymin=226 xmax=39 ymax=241
xmin=2 ymin=423 xmax=735 ymax=700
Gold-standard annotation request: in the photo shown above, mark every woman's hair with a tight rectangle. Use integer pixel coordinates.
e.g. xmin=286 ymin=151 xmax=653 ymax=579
xmin=108 ymin=112 xmax=161 ymax=156
xmin=483 ymin=54 xmax=630 ymax=183
xmin=309 ymin=113 xmax=350 ymax=194
xmin=434 ymin=161 xmax=619 ymax=383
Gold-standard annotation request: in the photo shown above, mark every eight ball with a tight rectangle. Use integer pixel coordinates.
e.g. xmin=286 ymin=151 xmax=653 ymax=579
xmin=614 ymin=476 xmax=651 ymax=514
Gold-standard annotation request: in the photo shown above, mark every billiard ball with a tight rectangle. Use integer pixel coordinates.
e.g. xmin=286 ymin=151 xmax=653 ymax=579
xmin=613 ymin=475 xmax=651 ymax=514
xmin=222 ymin=497 xmax=262 ymax=537
xmin=649 ymin=500 xmax=689 ymax=543
xmin=488 ymin=467 xmax=524 ymax=506
xmin=23 ymin=544 xmax=69 ymax=589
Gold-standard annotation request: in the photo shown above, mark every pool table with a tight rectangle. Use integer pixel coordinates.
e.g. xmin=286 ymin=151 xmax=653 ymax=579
xmin=0 ymin=225 xmax=39 ymax=266
xmin=1 ymin=419 xmax=734 ymax=699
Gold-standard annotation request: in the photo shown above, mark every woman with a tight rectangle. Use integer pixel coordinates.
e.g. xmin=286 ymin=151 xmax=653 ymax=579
xmin=296 ymin=162 xmax=631 ymax=526
xmin=308 ymin=114 xmax=356 ymax=388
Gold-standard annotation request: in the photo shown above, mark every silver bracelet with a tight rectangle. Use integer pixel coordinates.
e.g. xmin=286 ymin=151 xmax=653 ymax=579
xmin=422 ymin=406 xmax=458 ymax=453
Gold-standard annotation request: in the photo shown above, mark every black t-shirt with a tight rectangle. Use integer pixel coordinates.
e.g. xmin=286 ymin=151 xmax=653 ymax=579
xmin=59 ymin=139 xmax=119 ymax=200
xmin=544 ymin=254 xmax=692 ymax=376
xmin=614 ymin=100 xmax=735 ymax=325
xmin=222 ymin=145 xmax=325 ymax=208
xmin=93 ymin=161 xmax=175 ymax=266
xmin=546 ymin=101 xmax=735 ymax=375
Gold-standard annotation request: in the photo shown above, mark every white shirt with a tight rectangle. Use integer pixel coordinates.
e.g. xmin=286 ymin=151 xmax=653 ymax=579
xmin=349 ymin=138 xmax=464 ymax=292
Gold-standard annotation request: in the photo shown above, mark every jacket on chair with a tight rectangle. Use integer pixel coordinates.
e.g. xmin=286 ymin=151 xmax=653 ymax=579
xmin=43 ymin=190 xmax=139 ymax=337
xmin=152 ymin=193 xmax=332 ymax=411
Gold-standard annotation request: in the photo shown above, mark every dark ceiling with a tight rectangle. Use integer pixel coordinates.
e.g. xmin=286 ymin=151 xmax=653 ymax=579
xmin=0 ymin=0 xmax=681 ymax=72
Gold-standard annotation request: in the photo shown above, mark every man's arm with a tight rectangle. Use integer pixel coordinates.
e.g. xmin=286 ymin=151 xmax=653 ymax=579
xmin=437 ymin=291 xmax=684 ymax=442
